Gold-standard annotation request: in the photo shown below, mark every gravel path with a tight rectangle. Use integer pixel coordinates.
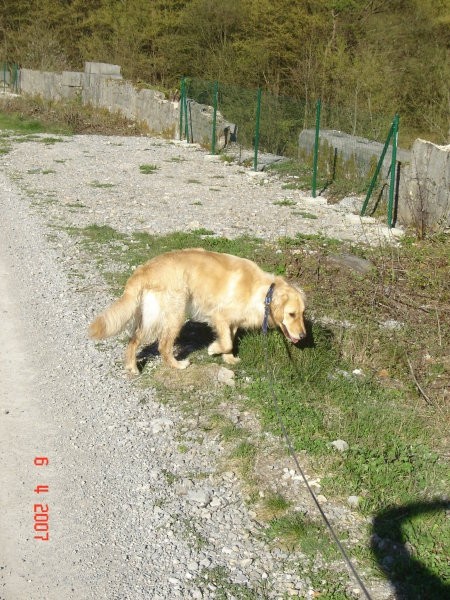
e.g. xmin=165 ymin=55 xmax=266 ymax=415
xmin=0 ymin=133 xmax=396 ymax=599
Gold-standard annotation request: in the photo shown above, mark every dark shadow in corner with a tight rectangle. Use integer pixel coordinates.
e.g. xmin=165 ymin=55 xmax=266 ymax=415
xmin=371 ymin=500 xmax=450 ymax=599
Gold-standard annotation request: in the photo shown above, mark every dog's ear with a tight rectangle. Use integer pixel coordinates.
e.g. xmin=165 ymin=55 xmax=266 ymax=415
xmin=289 ymin=283 xmax=306 ymax=305
xmin=271 ymin=292 xmax=288 ymax=323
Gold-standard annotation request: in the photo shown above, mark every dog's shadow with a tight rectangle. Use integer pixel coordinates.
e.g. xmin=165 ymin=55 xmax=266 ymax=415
xmin=136 ymin=319 xmax=316 ymax=372
xmin=136 ymin=321 xmax=215 ymax=371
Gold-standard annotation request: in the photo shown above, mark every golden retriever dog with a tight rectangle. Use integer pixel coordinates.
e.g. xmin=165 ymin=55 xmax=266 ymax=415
xmin=88 ymin=248 xmax=306 ymax=373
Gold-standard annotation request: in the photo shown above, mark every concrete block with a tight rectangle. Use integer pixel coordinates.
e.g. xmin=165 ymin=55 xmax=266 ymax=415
xmin=398 ymin=139 xmax=450 ymax=232
xmin=62 ymin=71 xmax=83 ymax=87
xmin=84 ymin=62 xmax=122 ymax=78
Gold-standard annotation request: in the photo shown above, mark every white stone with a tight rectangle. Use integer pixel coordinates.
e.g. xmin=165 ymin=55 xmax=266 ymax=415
xmin=187 ymin=489 xmax=211 ymax=507
xmin=217 ymin=367 xmax=235 ymax=387
xmin=347 ymin=495 xmax=361 ymax=508
xmin=150 ymin=417 xmax=173 ymax=434
xmin=331 ymin=439 xmax=349 ymax=452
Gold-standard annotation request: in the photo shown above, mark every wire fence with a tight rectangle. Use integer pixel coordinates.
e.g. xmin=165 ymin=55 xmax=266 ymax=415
xmin=1 ymin=62 xmax=20 ymax=93
xmin=181 ymin=77 xmax=404 ymax=226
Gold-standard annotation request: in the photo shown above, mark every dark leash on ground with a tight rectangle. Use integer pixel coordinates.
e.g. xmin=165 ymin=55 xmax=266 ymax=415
xmin=262 ymin=283 xmax=373 ymax=600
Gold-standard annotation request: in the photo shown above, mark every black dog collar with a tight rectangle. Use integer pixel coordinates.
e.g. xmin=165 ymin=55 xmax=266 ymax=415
xmin=262 ymin=283 xmax=275 ymax=333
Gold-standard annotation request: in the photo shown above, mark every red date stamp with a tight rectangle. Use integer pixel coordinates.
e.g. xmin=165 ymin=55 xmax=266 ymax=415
xmin=33 ymin=456 xmax=49 ymax=541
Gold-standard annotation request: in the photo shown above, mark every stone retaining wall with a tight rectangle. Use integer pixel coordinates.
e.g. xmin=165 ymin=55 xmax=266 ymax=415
xmin=19 ymin=62 xmax=231 ymax=142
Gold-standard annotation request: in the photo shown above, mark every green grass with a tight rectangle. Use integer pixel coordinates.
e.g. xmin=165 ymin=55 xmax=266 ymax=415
xmin=266 ymin=511 xmax=337 ymax=557
xmin=261 ymin=492 xmax=291 ymax=517
xmin=230 ymin=440 xmax=258 ymax=479
xmin=220 ymin=154 xmax=235 ymax=163
xmin=308 ymin=569 xmax=354 ymax=599
xmin=293 ymin=211 xmax=318 ymax=219
xmin=273 ymin=199 xmax=296 ymax=207
xmin=89 ymin=180 xmax=116 ymax=189
xmin=139 ymin=163 xmax=158 ymax=174
xmin=0 ymin=96 xmax=148 ymax=136
xmin=38 ymin=136 xmax=65 ymax=145
xmin=230 ymin=440 xmax=257 ymax=460
xmin=237 ymin=324 xmax=447 ymax=514
xmin=267 ymin=159 xmax=311 ymax=190
xmin=0 ymin=111 xmax=71 ymax=135
xmin=161 ymin=469 xmax=179 ymax=485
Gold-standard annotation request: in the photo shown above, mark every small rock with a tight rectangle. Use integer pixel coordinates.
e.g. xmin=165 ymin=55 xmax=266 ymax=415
xmin=150 ymin=417 xmax=174 ymax=434
xmin=338 ymin=195 xmax=363 ymax=213
xmin=329 ymin=252 xmax=375 ymax=274
xmin=347 ymin=495 xmax=361 ymax=508
xmin=240 ymin=558 xmax=253 ymax=568
xmin=217 ymin=367 xmax=235 ymax=387
xmin=331 ymin=439 xmax=349 ymax=452
xmin=316 ymin=494 xmax=328 ymax=503
xmin=187 ymin=489 xmax=212 ymax=507
xmin=380 ymin=319 xmax=404 ymax=331
xmin=175 ymin=478 xmax=194 ymax=495
xmin=188 ymin=220 xmax=201 ymax=229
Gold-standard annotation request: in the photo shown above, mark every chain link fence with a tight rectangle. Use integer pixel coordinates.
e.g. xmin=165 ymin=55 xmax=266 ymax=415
xmin=1 ymin=62 xmax=20 ymax=93
xmin=181 ymin=77 xmax=405 ymax=225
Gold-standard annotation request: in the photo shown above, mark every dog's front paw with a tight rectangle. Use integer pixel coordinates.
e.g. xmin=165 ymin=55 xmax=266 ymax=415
xmin=173 ymin=358 xmax=190 ymax=370
xmin=208 ymin=341 xmax=222 ymax=356
xmin=222 ymin=353 xmax=240 ymax=365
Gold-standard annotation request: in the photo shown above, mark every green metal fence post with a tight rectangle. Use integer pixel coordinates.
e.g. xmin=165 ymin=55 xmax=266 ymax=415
xmin=179 ymin=78 xmax=185 ymax=140
xmin=253 ymin=88 xmax=262 ymax=171
xmin=360 ymin=118 xmax=395 ymax=217
xmin=184 ymin=80 xmax=189 ymax=141
xmin=387 ymin=114 xmax=399 ymax=228
xmin=211 ymin=81 xmax=218 ymax=155
xmin=312 ymin=99 xmax=321 ymax=198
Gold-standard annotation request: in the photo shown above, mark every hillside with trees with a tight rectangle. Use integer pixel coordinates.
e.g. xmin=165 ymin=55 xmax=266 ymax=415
xmin=1 ymin=0 xmax=449 ymax=144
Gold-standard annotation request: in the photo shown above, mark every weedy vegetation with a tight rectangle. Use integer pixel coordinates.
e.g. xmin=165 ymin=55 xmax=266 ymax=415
xmin=139 ymin=163 xmax=158 ymax=174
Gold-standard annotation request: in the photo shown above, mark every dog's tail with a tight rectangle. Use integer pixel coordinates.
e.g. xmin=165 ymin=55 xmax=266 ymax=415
xmin=88 ymin=278 xmax=142 ymax=340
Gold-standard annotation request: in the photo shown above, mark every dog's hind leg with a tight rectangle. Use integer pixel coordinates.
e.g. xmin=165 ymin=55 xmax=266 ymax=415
xmin=125 ymin=307 xmax=144 ymax=375
xmin=158 ymin=312 xmax=190 ymax=369
xmin=125 ymin=327 xmax=143 ymax=375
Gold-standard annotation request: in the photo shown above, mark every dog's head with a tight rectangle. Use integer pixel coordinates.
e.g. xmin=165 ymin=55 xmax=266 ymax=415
xmin=271 ymin=284 xmax=306 ymax=344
